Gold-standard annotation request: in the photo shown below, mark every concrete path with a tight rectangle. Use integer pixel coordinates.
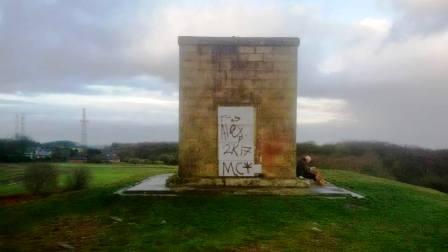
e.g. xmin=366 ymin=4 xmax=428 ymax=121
xmin=125 ymin=173 xmax=172 ymax=192
xmin=310 ymin=183 xmax=364 ymax=199
xmin=117 ymin=173 xmax=364 ymax=198
xmin=116 ymin=173 xmax=175 ymax=196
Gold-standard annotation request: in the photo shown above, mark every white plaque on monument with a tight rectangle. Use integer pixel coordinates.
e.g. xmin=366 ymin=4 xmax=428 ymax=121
xmin=218 ymin=106 xmax=257 ymax=176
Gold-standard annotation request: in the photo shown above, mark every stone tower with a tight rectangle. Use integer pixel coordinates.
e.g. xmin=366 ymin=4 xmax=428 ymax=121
xmin=178 ymin=36 xmax=299 ymax=179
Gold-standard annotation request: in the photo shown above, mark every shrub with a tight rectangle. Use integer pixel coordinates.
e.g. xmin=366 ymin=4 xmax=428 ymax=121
xmin=166 ymin=174 xmax=185 ymax=187
xmin=66 ymin=167 xmax=92 ymax=191
xmin=143 ymin=159 xmax=154 ymax=164
xmin=160 ymin=153 xmax=178 ymax=165
xmin=419 ymin=175 xmax=448 ymax=192
xmin=23 ymin=163 xmax=58 ymax=194
xmin=127 ymin=158 xmax=145 ymax=164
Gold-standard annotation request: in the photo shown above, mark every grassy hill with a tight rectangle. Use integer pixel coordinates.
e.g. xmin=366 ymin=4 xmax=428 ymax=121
xmin=0 ymin=163 xmax=447 ymax=251
xmin=299 ymin=141 xmax=448 ymax=193
xmin=0 ymin=163 xmax=176 ymax=196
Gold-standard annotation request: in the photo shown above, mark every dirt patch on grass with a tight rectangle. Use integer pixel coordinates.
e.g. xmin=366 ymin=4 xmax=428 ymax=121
xmin=1 ymin=216 xmax=107 ymax=251
xmin=228 ymin=223 xmax=341 ymax=252
xmin=0 ymin=194 xmax=37 ymax=207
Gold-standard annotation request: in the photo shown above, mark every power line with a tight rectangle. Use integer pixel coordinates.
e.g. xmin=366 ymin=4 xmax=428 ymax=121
xmin=80 ymin=108 xmax=88 ymax=147
xmin=20 ymin=114 xmax=25 ymax=138
xmin=15 ymin=113 xmax=20 ymax=139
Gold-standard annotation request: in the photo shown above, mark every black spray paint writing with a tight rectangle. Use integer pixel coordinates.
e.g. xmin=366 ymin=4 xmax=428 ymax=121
xmin=219 ymin=112 xmax=254 ymax=176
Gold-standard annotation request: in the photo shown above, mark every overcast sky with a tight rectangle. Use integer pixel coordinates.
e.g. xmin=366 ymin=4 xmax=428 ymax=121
xmin=0 ymin=0 xmax=447 ymax=148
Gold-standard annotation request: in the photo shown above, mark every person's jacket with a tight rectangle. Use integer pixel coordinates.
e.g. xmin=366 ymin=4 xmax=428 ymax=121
xmin=296 ymin=158 xmax=311 ymax=177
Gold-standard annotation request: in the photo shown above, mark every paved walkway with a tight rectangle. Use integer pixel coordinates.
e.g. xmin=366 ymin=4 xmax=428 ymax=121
xmin=125 ymin=174 xmax=172 ymax=192
xmin=117 ymin=173 xmax=364 ymax=198
xmin=309 ymin=183 xmax=364 ymax=198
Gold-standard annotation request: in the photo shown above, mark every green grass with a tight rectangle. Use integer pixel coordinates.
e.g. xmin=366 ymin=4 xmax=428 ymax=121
xmin=0 ymin=164 xmax=447 ymax=251
xmin=0 ymin=163 xmax=176 ymax=196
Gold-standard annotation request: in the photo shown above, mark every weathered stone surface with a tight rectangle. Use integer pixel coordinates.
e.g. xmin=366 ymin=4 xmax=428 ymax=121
xmin=181 ymin=177 xmax=309 ymax=188
xmin=119 ymin=173 xmax=364 ymax=198
xmin=179 ymin=36 xmax=300 ymax=46
xmin=179 ymin=36 xmax=299 ymax=179
xmin=247 ymin=53 xmax=263 ymax=61
xmin=255 ymin=46 xmax=273 ymax=54
xmin=238 ymin=46 xmax=255 ymax=54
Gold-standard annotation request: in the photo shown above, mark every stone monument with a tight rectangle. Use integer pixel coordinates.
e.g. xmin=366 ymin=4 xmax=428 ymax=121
xmin=178 ymin=36 xmax=300 ymax=185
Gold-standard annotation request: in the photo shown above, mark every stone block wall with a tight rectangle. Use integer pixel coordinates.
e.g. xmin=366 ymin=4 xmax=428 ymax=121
xmin=179 ymin=37 xmax=299 ymax=178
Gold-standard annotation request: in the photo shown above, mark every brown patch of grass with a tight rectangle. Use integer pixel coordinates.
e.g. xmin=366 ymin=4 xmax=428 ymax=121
xmin=2 ymin=216 xmax=107 ymax=251
xmin=0 ymin=194 xmax=37 ymax=207
xmin=229 ymin=222 xmax=341 ymax=252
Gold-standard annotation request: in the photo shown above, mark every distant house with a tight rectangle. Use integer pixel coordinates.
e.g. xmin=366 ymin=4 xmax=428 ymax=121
xmin=68 ymin=157 xmax=87 ymax=163
xmin=68 ymin=154 xmax=88 ymax=163
xmin=24 ymin=147 xmax=53 ymax=160
xmin=67 ymin=149 xmax=120 ymax=164
xmin=103 ymin=153 xmax=121 ymax=163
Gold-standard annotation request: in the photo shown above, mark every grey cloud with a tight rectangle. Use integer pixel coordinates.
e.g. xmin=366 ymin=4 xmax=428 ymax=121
xmin=0 ymin=0 xmax=173 ymax=93
xmin=318 ymin=87 xmax=448 ymax=149
xmin=1 ymin=0 xmax=448 ymax=148
xmin=0 ymin=0 xmax=336 ymax=93
xmin=386 ymin=0 xmax=448 ymax=39
xmin=1 ymin=116 xmax=178 ymax=146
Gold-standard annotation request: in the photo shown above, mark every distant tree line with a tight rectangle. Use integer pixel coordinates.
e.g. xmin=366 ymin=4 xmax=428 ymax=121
xmin=0 ymin=138 xmax=88 ymax=162
xmin=114 ymin=141 xmax=448 ymax=192
xmin=106 ymin=142 xmax=178 ymax=165
xmin=0 ymin=138 xmax=178 ymax=165
xmin=1 ymin=138 xmax=447 ymax=192
xmin=0 ymin=138 xmax=38 ymax=162
xmin=298 ymin=141 xmax=448 ymax=193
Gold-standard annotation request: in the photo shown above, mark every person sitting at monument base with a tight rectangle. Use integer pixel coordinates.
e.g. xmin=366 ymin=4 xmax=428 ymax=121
xmin=296 ymin=155 xmax=326 ymax=186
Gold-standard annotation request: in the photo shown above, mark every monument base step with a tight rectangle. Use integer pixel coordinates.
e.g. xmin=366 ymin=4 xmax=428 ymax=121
xmin=174 ymin=177 xmax=311 ymax=188
xmin=117 ymin=173 xmax=364 ymax=198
